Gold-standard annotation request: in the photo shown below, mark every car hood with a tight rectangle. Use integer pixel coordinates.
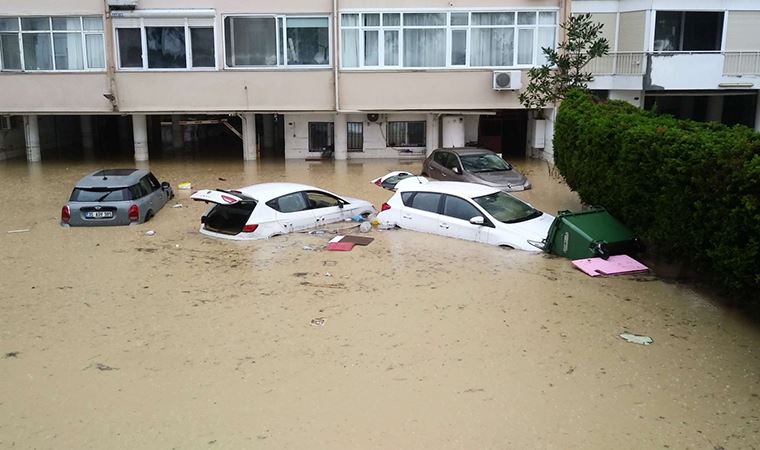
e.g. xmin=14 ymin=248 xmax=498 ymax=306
xmin=469 ymin=170 xmax=527 ymax=187
xmin=497 ymin=212 xmax=555 ymax=250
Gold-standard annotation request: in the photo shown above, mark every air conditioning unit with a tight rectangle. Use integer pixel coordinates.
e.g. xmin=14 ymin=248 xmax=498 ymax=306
xmin=492 ymin=71 xmax=522 ymax=91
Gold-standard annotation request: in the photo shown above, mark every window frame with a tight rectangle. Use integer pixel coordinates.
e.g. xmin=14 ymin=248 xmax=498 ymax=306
xmin=339 ymin=9 xmax=558 ymax=70
xmin=347 ymin=121 xmax=364 ymax=151
xmin=114 ymin=16 xmax=218 ymax=71
xmin=308 ymin=121 xmax=335 ymax=152
xmin=222 ymin=14 xmax=332 ymax=70
xmin=0 ymin=16 xmax=105 ymax=72
xmin=652 ymin=10 xmax=725 ymax=53
xmin=387 ymin=120 xmax=426 ymax=147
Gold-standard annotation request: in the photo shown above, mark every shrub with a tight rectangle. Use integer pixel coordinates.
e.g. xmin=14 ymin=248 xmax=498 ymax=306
xmin=555 ymin=90 xmax=760 ymax=305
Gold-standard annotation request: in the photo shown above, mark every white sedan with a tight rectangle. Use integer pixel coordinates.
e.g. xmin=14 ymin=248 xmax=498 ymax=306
xmin=377 ymin=180 xmax=554 ymax=251
xmin=191 ymin=182 xmax=375 ymax=240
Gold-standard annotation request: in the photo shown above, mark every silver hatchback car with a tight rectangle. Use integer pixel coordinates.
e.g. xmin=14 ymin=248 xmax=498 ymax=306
xmin=421 ymin=148 xmax=531 ymax=191
xmin=61 ymin=169 xmax=173 ymax=226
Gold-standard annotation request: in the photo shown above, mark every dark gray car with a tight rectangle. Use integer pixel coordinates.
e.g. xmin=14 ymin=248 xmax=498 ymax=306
xmin=421 ymin=148 xmax=531 ymax=191
xmin=61 ymin=169 xmax=173 ymax=226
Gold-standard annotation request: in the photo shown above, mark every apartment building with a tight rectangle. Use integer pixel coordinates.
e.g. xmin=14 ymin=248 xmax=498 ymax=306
xmin=0 ymin=0 xmax=570 ymax=163
xmin=576 ymin=0 xmax=760 ymax=129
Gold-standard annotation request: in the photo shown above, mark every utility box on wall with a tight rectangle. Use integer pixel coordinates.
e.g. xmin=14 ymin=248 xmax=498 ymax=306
xmin=533 ymin=119 xmax=546 ymax=149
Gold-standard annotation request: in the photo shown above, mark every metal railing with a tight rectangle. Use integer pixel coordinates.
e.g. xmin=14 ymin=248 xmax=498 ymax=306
xmin=723 ymin=52 xmax=760 ymax=75
xmin=587 ymin=52 xmax=646 ymax=76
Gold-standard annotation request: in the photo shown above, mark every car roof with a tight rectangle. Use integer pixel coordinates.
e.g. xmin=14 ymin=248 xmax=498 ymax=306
xmin=74 ymin=169 xmax=149 ymax=189
xmin=395 ymin=180 xmax=501 ymax=198
xmin=235 ymin=182 xmax=333 ymax=200
xmin=435 ymin=147 xmax=494 ymax=155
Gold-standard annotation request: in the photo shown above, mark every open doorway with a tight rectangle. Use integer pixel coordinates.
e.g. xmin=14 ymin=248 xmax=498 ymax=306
xmin=256 ymin=114 xmax=285 ymax=159
xmin=478 ymin=110 xmax=528 ymax=158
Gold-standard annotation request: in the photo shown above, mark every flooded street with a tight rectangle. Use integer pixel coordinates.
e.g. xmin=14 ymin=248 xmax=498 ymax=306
xmin=0 ymin=157 xmax=758 ymax=449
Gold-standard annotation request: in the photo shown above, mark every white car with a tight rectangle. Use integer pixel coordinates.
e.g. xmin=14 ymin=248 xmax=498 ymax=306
xmin=377 ymin=180 xmax=554 ymax=251
xmin=191 ymin=183 xmax=375 ymax=240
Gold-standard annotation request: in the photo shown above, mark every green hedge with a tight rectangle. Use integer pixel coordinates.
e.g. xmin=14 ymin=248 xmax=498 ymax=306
xmin=554 ymin=90 xmax=760 ymax=304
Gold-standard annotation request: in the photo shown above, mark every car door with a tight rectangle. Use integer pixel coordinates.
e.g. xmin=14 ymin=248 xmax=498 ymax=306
xmin=147 ymin=173 xmax=168 ymax=209
xmin=400 ymin=192 xmax=443 ymax=235
xmin=266 ymin=192 xmax=316 ymax=233
xmin=442 ymin=153 xmax=466 ymax=181
xmin=439 ymin=194 xmax=492 ymax=244
xmin=428 ymin=151 xmax=447 ymax=178
xmin=304 ymin=190 xmax=346 ymax=226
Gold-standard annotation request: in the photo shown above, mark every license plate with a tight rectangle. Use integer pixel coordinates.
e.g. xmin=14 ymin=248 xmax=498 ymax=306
xmin=87 ymin=211 xmax=113 ymax=218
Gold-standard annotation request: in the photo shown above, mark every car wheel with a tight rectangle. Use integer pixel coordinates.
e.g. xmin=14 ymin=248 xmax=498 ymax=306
xmin=145 ymin=210 xmax=154 ymax=222
xmin=499 ymin=245 xmax=514 ymax=250
xmin=420 ymin=172 xmax=428 ymax=177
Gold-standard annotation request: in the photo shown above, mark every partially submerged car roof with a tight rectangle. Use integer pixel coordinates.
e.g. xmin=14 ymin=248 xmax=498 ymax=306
xmin=234 ymin=182 xmax=336 ymax=201
xmin=395 ymin=180 xmax=501 ymax=198
xmin=75 ymin=168 xmax=149 ymax=189
xmin=439 ymin=147 xmax=496 ymax=155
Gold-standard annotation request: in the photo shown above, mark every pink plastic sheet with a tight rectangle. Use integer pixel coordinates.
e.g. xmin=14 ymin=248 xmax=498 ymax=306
xmin=572 ymin=255 xmax=648 ymax=277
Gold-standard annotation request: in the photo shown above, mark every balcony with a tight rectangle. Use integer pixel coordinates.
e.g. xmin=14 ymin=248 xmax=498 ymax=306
xmin=589 ymin=51 xmax=760 ymax=91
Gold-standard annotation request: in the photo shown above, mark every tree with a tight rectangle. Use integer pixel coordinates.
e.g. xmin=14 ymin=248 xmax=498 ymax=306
xmin=519 ymin=14 xmax=610 ymax=112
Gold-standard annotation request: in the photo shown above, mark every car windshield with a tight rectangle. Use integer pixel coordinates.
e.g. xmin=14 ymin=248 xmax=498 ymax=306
xmin=472 ymin=191 xmax=542 ymax=223
xmin=459 ymin=154 xmax=512 ymax=173
xmin=382 ymin=173 xmax=414 ymax=190
xmin=70 ymin=188 xmax=129 ymax=202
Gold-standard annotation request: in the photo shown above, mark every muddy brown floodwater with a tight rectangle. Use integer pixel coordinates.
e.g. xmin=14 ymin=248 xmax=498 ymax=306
xmin=0 ymin=157 xmax=758 ymax=449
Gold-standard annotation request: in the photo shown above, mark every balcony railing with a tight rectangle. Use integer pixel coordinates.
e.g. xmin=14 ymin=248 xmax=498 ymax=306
xmin=723 ymin=52 xmax=760 ymax=75
xmin=587 ymin=52 xmax=646 ymax=76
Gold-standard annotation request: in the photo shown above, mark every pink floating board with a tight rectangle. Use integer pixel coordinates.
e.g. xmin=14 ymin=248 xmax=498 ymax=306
xmin=325 ymin=241 xmax=355 ymax=251
xmin=572 ymin=255 xmax=648 ymax=277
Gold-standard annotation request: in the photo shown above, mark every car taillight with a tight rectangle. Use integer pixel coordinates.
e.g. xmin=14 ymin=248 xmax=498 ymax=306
xmin=61 ymin=205 xmax=70 ymax=223
xmin=128 ymin=204 xmax=139 ymax=221
xmin=381 ymin=203 xmax=391 ymax=212
xmin=242 ymin=224 xmax=258 ymax=233
xmin=374 ymin=179 xmax=382 ymax=186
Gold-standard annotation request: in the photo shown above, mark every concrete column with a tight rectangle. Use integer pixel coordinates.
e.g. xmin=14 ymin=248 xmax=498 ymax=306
xmin=132 ymin=114 xmax=149 ymax=162
xmin=23 ymin=115 xmax=41 ymax=162
xmin=171 ymin=115 xmax=183 ymax=149
xmin=426 ymin=113 xmax=439 ymax=156
xmin=80 ymin=115 xmax=94 ymax=150
xmin=441 ymin=115 xmax=465 ymax=148
xmin=754 ymin=92 xmax=760 ymax=132
xmin=706 ymin=96 xmax=724 ymax=123
xmin=333 ymin=113 xmax=347 ymax=161
xmin=242 ymin=113 xmax=257 ymax=161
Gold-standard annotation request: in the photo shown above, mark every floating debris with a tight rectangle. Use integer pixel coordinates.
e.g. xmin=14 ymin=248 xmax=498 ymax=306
xmin=310 ymin=317 xmax=325 ymax=327
xmin=7 ymin=229 xmax=30 ymax=234
xmin=144 ymin=230 xmax=156 ymax=236
xmin=177 ymin=182 xmax=192 ymax=190
xmin=172 ymin=203 xmax=184 ymax=208
xmin=4 ymin=351 xmax=20 ymax=358
xmin=620 ymin=333 xmax=653 ymax=345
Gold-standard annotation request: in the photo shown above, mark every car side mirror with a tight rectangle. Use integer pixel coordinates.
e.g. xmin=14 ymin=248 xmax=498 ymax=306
xmin=338 ymin=201 xmax=345 ymax=209
xmin=452 ymin=167 xmax=460 ymax=174
xmin=469 ymin=216 xmax=485 ymax=225
xmin=161 ymin=182 xmax=170 ymax=189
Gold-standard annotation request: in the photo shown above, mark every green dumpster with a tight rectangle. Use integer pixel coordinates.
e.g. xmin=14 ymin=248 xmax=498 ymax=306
xmin=544 ymin=207 xmax=643 ymax=260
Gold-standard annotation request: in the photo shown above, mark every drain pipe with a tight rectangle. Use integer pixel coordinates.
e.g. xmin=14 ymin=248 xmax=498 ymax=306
xmin=103 ymin=0 xmax=119 ymax=112
xmin=333 ymin=0 xmax=341 ymax=113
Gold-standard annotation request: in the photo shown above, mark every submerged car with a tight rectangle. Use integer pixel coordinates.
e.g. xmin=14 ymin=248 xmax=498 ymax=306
xmin=421 ymin=148 xmax=531 ymax=191
xmin=191 ymin=182 xmax=375 ymax=240
xmin=61 ymin=169 xmax=173 ymax=226
xmin=376 ymin=180 xmax=552 ymax=251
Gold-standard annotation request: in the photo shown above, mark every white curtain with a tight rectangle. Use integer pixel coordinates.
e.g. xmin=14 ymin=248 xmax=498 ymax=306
xmin=85 ymin=34 xmax=104 ymax=68
xmin=341 ymin=29 xmax=359 ymax=67
xmin=22 ymin=34 xmax=53 ymax=70
xmin=403 ymin=29 xmax=445 ymax=67
xmin=229 ymin=17 xmax=277 ymax=66
xmin=364 ymin=30 xmax=378 ymax=66
xmin=384 ymin=30 xmax=398 ymax=66
xmin=517 ymin=29 xmax=534 ymax=65
xmin=537 ymin=27 xmax=555 ymax=65
xmin=53 ymin=33 xmax=84 ymax=70
xmin=470 ymin=28 xmax=513 ymax=66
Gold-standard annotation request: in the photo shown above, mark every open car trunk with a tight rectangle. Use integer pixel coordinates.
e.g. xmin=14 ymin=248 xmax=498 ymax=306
xmin=191 ymin=189 xmax=258 ymax=235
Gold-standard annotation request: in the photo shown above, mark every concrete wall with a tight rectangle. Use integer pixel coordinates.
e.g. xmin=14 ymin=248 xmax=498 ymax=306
xmin=339 ymin=71 xmax=525 ymax=111
xmin=0 ymin=117 xmax=25 ymax=161
xmin=725 ymin=11 xmax=760 ymax=51
xmin=609 ymin=90 xmax=643 ymax=107
xmin=0 ymin=74 xmax=112 ymax=114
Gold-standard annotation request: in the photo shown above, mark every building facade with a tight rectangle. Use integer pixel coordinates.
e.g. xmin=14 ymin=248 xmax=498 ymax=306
xmin=0 ymin=0 xmax=570 ymax=162
xmin=577 ymin=0 xmax=760 ymax=129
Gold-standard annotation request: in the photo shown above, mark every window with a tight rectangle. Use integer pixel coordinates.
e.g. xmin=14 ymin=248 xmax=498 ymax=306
xmin=347 ymin=122 xmax=363 ymax=151
xmin=309 ymin=122 xmax=334 ymax=152
xmin=387 ymin=121 xmax=425 ymax=147
xmin=114 ymin=16 xmax=216 ymax=70
xmin=409 ymin=192 xmax=442 ymax=213
xmin=654 ymin=11 xmax=724 ymax=52
xmin=443 ymin=195 xmax=481 ymax=221
xmin=305 ymin=191 xmax=342 ymax=209
xmin=0 ymin=16 xmax=104 ymax=71
xmin=267 ymin=192 xmax=309 ymax=213
xmin=225 ymin=15 xmax=330 ymax=67
xmin=340 ymin=10 xmax=557 ymax=68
